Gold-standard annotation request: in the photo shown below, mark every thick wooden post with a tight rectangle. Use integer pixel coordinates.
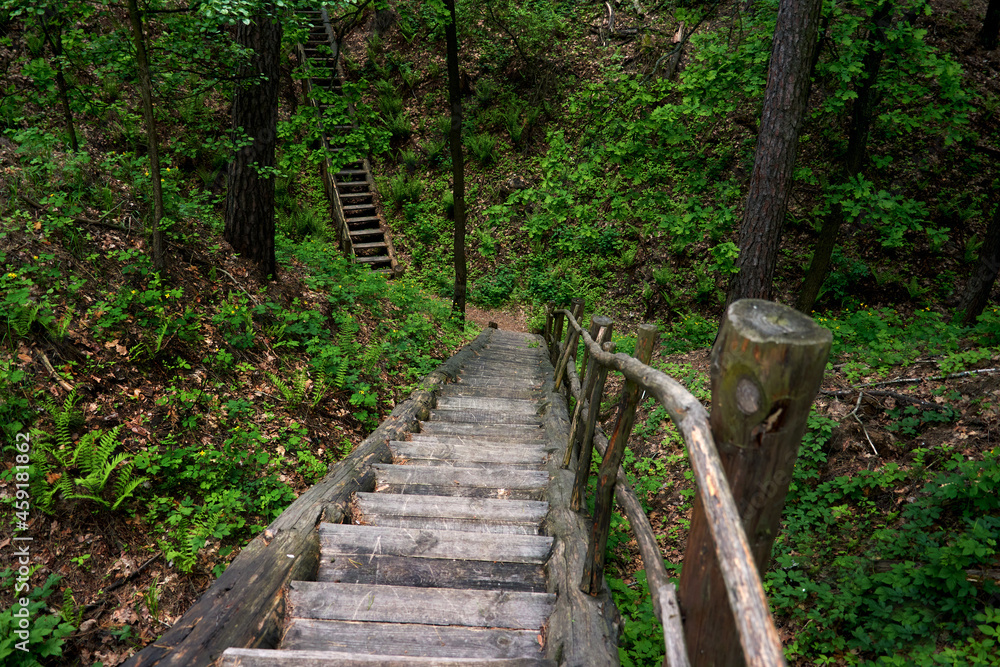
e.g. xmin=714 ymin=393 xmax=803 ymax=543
xmin=563 ymin=316 xmax=612 ymax=468
xmin=679 ymin=299 xmax=830 ymax=667
xmin=582 ymin=323 xmax=657 ymax=594
xmin=554 ymin=299 xmax=586 ymax=391
xmin=551 ymin=307 xmax=566 ymax=364
xmin=571 ymin=340 xmax=615 ymax=511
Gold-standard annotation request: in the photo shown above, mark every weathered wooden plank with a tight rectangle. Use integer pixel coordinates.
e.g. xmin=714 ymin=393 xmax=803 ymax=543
xmin=355 ymin=492 xmax=548 ymax=525
xmin=437 ymin=386 xmax=541 ymax=401
xmin=427 ymin=409 xmax=543 ymax=425
xmin=221 ymin=648 xmax=556 ymax=666
xmin=318 ymin=553 xmax=547 ymax=591
xmin=436 ymin=396 xmax=540 ymax=413
xmin=389 ymin=457 xmax=547 ymax=472
xmin=122 ymin=329 xmax=500 ymax=667
xmin=351 ymin=513 xmax=542 ymax=534
xmin=374 ymin=464 xmax=548 ymax=499
xmin=405 ymin=434 xmax=556 ymax=452
xmin=280 ymin=619 xmax=546 ymax=658
xmin=288 ymin=582 xmax=555 ymax=629
xmin=319 ymin=523 xmax=553 ymax=563
xmin=418 ymin=422 xmax=544 ymax=439
xmin=453 ymin=376 xmax=543 ymax=389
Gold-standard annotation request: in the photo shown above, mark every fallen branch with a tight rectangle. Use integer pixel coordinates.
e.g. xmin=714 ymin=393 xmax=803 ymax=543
xmin=849 ymin=391 xmax=878 ymax=456
xmin=20 ymin=194 xmax=129 ymax=232
xmin=39 ymin=352 xmax=75 ymax=393
xmin=872 ymin=560 xmax=1000 ymax=583
xmin=857 ymin=367 xmax=1000 ymax=388
xmin=821 ymin=388 xmax=952 ymax=412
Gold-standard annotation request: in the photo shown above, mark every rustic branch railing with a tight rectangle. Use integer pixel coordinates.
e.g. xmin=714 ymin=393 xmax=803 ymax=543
xmin=544 ymin=299 xmax=830 ymax=667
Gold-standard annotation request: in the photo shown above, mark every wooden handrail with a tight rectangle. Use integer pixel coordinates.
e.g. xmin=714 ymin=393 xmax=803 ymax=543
xmin=549 ymin=303 xmax=828 ymax=667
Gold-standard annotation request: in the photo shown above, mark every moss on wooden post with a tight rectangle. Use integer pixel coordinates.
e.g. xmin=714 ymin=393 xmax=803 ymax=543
xmin=679 ymin=299 xmax=830 ymax=667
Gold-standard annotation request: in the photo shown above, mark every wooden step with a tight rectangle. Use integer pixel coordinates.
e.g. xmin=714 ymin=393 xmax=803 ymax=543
xmin=281 ymin=619 xmax=548 ymax=658
xmin=389 ymin=440 xmax=550 ymax=469
xmin=344 ymin=203 xmax=376 ymax=214
xmin=319 ymin=523 xmax=552 ymax=563
xmin=353 ymin=492 xmax=548 ymax=533
xmin=221 ymin=648 xmax=556 ymax=666
xmin=350 ymin=228 xmax=385 ymax=240
xmin=346 ymin=216 xmax=382 ymax=228
xmin=427 ymin=409 xmax=543 ymax=426
xmin=288 ymin=581 xmax=555 ymax=630
xmin=356 ymin=256 xmax=392 ymax=265
xmin=435 ymin=397 xmax=540 ymax=413
xmin=437 ymin=385 xmax=542 ymax=401
xmin=319 ymin=550 xmax=547 ymax=591
xmin=373 ymin=464 xmax=548 ymax=500
xmin=417 ymin=422 xmax=546 ymax=440
xmin=406 ymin=434 xmax=557 ymax=452
xmin=354 ymin=241 xmax=388 ymax=251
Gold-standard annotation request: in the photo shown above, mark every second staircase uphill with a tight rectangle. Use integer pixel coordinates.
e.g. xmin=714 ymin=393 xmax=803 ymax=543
xmin=221 ymin=331 xmax=569 ymax=665
xmin=297 ymin=7 xmax=400 ymax=275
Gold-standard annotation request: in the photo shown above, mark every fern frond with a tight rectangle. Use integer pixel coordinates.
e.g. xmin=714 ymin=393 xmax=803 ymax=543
xmin=111 ymin=476 xmax=145 ymax=511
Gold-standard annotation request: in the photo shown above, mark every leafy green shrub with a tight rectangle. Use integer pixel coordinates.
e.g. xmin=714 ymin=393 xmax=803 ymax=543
xmin=609 ymin=571 xmax=665 ymax=667
xmin=0 ymin=571 xmax=75 ymax=665
xmin=470 ymin=268 xmax=517 ymax=307
xmin=771 ymin=428 xmax=1000 ymax=664
xmin=660 ymin=312 xmax=716 ymax=354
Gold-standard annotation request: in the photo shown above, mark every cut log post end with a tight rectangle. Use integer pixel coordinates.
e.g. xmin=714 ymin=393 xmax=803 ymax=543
xmin=679 ymin=299 xmax=830 ymax=667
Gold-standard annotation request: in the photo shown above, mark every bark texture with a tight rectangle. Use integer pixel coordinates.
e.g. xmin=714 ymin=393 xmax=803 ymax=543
xmin=225 ymin=10 xmax=282 ymax=278
xmin=445 ymin=0 xmax=467 ymax=318
xmin=727 ymin=0 xmax=823 ymax=305
xmin=981 ymin=0 xmax=1000 ymax=50
xmin=958 ymin=200 xmax=1000 ymax=325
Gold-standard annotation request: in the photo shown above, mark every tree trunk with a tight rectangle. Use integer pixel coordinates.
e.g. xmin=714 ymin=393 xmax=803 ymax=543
xmin=445 ymin=0 xmax=467 ymax=319
xmin=125 ymin=0 xmax=165 ymax=273
xmin=726 ymin=0 xmax=823 ymax=306
xmin=38 ymin=16 xmax=78 ymax=152
xmin=958 ymin=200 xmax=1000 ymax=325
xmin=796 ymin=2 xmax=892 ymax=313
xmin=981 ymin=0 xmax=1000 ymax=50
xmin=225 ymin=8 xmax=282 ymax=279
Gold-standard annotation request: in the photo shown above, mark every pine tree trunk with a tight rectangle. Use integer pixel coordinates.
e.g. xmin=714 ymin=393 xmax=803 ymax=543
xmin=225 ymin=9 xmax=282 ymax=279
xmin=445 ymin=0 xmax=467 ymax=319
xmin=727 ymin=0 xmax=823 ymax=306
xmin=981 ymin=0 xmax=1000 ymax=50
xmin=797 ymin=2 xmax=892 ymax=313
xmin=125 ymin=0 xmax=165 ymax=273
xmin=958 ymin=201 xmax=1000 ymax=325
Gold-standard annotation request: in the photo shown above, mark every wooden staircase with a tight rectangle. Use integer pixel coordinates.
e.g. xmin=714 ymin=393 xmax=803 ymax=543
xmin=220 ymin=331 xmax=561 ymax=665
xmin=297 ymin=8 xmax=400 ymax=276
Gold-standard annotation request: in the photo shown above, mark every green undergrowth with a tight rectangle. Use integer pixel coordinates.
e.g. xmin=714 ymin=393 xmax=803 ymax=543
xmin=0 ymin=120 xmax=472 ymax=583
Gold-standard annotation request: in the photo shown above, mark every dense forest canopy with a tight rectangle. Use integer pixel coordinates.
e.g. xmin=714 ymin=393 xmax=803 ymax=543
xmin=1 ymin=0 xmax=999 ymax=664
